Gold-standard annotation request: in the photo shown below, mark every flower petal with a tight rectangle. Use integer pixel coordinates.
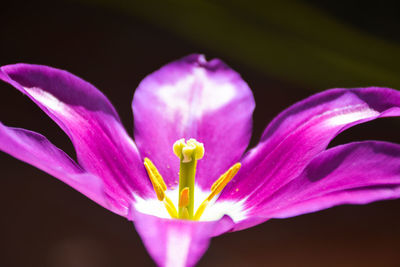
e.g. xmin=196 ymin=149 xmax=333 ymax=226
xmin=0 ymin=64 xmax=152 ymax=215
xmin=243 ymin=141 xmax=400 ymax=227
xmin=132 ymin=54 xmax=255 ymax=189
xmin=0 ymin=122 xmax=117 ymax=212
xmin=130 ymin=209 xmax=234 ymax=267
xmin=220 ymin=87 xmax=400 ymax=203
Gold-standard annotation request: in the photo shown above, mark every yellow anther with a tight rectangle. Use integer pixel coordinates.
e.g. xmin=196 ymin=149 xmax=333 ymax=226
xmin=144 ymin=158 xmax=167 ymax=201
xmin=193 ymin=163 xmax=241 ymax=220
xmin=144 ymin=158 xmax=179 ymax=218
xmin=145 ymin=140 xmax=239 ymax=221
xmin=179 ymin=187 xmax=190 ymax=208
xmin=208 ymin=163 xmax=241 ymax=201
xmin=144 ymin=158 xmax=167 ymax=191
xmin=211 ymin=173 xmax=227 ymax=192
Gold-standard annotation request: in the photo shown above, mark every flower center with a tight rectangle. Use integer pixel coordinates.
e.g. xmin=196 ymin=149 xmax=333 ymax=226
xmin=143 ymin=138 xmax=240 ymax=220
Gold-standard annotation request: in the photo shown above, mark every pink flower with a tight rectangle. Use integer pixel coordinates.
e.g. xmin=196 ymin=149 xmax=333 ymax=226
xmin=1 ymin=55 xmax=400 ymax=266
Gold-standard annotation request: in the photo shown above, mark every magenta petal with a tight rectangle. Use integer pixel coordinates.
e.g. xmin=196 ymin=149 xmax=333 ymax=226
xmin=220 ymin=87 xmax=400 ymax=203
xmin=0 ymin=122 xmax=117 ymax=212
xmin=251 ymin=141 xmax=400 ymax=220
xmin=0 ymin=64 xmax=152 ymax=215
xmin=132 ymin=54 xmax=255 ymax=189
xmin=131 ymin=209 xmax=234 ymax=267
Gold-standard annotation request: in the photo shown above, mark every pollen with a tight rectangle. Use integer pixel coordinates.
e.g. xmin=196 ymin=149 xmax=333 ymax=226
xmin=144 ymin=138 xmax=240 ymax=220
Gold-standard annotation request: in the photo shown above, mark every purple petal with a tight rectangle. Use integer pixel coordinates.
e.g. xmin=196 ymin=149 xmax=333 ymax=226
xmin=132 ymin=54 xmax=255 ymax=189
xmin=250 ymin=141 xmax=400 ymax=221
xmin=220 ymin=87 xmax=400 ymax=204
xmin=0 ymin=64 xmax=152 ymax=215
xmin=0 ymin=122 xmax=116 ymax=212
xmin=131 ymin=209 xmax=234 ymax=267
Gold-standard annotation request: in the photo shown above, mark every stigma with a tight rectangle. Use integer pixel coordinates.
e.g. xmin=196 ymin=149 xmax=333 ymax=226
xmin=143 ymin=138 xmax=240 ymax=220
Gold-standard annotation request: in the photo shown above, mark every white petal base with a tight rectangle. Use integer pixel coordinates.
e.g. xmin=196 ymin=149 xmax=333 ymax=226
xmin=133 ymin=185 xmax=248 ymax=222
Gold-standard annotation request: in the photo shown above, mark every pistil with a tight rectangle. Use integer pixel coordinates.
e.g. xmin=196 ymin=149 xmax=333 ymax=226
xmin=143 ymin=138 xmax=240 ymax=221
xmin=173 ymin=138 xmax=204 ymax=219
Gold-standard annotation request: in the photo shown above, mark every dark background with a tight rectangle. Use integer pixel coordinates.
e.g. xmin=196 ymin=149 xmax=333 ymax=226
xmin=1 ymin=1 xmax=400 ymax=266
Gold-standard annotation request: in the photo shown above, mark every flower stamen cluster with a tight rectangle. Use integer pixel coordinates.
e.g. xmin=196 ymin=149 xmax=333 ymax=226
xmin=143 ymin=138 xmax=241 ymax=220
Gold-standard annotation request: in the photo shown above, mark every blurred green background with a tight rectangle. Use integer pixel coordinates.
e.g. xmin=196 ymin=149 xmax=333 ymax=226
xmin=83 ymin=0 xmax=400 ymax=89
xmin=1 ymin=0 xmax=399 ymax=266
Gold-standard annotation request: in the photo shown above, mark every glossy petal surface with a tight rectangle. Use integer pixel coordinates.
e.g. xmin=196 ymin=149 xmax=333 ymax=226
xmin=0 ymin=64 xmax=151 ymax=215
xmin=2 ymin=56 xmax=400 ymax=267
xmin=258 ymin=141 xmax=400 ymax=219
xmin=132 ymin=54 xmax=255 ymax=189
xmin=0 ymin=123 xmax=111 ymax=211
xmin=220 ymin=88 xmax=400 ymax=207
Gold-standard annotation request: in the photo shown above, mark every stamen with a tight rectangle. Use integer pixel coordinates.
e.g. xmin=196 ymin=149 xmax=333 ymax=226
xmin=144 ymin=158 xmax=167 ymax=191
xmin=193 ymin=163 xmax=241 ymax=220
xmin=208 ymin=163 xmax=241 ymax=201
xmin=163 ymin=196 xmax=178 ymax=218
xmin=193 ymin=200 xmax=209 ymax=221
xmin=164 ymin=195 xmax=176 ymax=212
xmin=144 ymin=158 xmax=177 ymax=218
xmin=144 ymin=159 xmax=165 ymax=201
xmin=181 ymin=207 xmax=190 ymax=220
xmin=144 ymin=140 xmax=239 ymax=221
xmin=179 ymin=187 xmax=190 ymax=208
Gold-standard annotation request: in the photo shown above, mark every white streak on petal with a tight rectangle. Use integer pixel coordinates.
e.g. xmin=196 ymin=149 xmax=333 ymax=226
xmin=156 ymin=67 xmax=236 ymax=132
xmin=166 ymin=227 xmax=191 ymax=267
xmin=24 ymin=87 xmax=73 ymax=118
xmin=200 ymin=198 xmax=248 ymax=222
xmin=323 ymin=104 xmax=379 ymax=127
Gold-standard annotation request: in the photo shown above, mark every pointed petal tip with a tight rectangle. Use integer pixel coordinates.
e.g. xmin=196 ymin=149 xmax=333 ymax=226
xmin=249 ymin=141 xmax=400 ymax=220
xmin=0 ymin=122 xmax=126 ymax=214
xmin=1 ymin=62 xmax=153 ymax=211
xmin=222 ymin=86 xmax=400 ymax=203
